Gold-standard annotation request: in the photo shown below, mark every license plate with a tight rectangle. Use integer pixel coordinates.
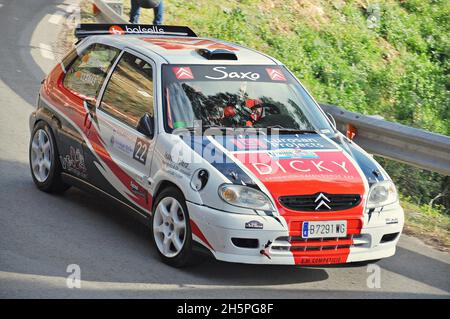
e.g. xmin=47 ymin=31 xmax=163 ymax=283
xmin=302 ymin=220 xmax=347 ymax=239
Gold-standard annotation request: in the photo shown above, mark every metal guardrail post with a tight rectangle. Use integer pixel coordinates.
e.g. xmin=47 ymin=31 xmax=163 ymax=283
xmin=93 ymin=0 xmax=128 ymax=23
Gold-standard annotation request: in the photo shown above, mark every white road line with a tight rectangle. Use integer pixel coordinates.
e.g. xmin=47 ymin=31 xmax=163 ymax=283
xmin=48 ymin=11 xmax=64 ymax=25
xmin=39 ymin=43 xmax=55 ymax=60
xmin=0 ymin=270 xmax=448 ymax=295
xmin=0 ymin=4 xmax=4 ymax=9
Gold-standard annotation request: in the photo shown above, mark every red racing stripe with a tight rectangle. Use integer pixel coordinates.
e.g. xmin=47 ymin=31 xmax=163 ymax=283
xmin=190 ymin=219 xmax=215 ymax=252
xmin=42 ymin=65 xmax=152 ymax=213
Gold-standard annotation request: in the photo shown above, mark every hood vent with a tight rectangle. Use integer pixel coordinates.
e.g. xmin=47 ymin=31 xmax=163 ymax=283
xmin=196 ymin=48 xmax=238 ymax=60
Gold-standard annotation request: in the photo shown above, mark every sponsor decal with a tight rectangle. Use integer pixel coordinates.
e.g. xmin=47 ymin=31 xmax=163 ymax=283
xmin=299 ymin=257 xmax=345 ymax=264
xmin=162 ymin=152 xmax=190 ymax=176
xmin=60 ymin=146 xmax=87 ymax=178
xmin=205 ymin=66 xmax=260 ymax=81
xmin=75 ymin=70 xmax=101 ymax=87
xmin=124 ymin=25 xmax=164 ymax=34
xmin=133 ymin=137 xmax=150 ymax=165
xmin=250 ymin=158 xmax=350 ymax=177
xmin=130 ymin=180 xmax=147 ymax=198
xmin=245 ymin=220 xmax=264 ymax=229
xmin=172 ymin=67 xmax=194 ymax=80
xmin=110 ymin=131 xmax=134 ymax=156
xmin=108 ymin=25 xmax=125 ymax=35
xmin=217 ymin=134 xmax=336 ymax=153
xmin=167 ymin=65 xmax=300 ymax=83
xmin=266 ymin=68 xmax=286 ymax=81
xmin=385 ymin=217 xmax=398 ymax=225
xmin=267 ymin=149 xmax=319 ymax=159
xmin=232 ymin=138 xmax=267 ymax=150
xmin=265 ymin=136 xmax=327 ymax=149
xmin=190 ymin=169 xmax=209 ymax=191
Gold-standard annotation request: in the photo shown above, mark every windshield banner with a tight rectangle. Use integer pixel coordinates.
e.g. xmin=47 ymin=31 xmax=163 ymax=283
xmin=165 ymin=65 xmax=292 ymax=83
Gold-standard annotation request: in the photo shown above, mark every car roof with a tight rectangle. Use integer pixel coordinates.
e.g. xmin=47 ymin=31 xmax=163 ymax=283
xmin=94 ymin=35 xmax=280 ymax=65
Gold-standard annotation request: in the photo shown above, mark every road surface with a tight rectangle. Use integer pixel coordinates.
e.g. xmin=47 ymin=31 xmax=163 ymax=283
xmin=0 ymin=0 xmax=449 ymax=298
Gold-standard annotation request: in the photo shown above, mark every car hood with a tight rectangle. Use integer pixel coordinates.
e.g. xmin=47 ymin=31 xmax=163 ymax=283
xmin=183 ymin=132 xmax=385 ymax=211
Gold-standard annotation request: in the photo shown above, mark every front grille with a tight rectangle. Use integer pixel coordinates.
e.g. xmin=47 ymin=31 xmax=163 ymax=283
xmin=279 ymin=193 xmax=361 ymax=211
xmin=271 ymin=234 xmax=369 ymax=253
xmin=290 ymin=236 xmax=354 ymax=251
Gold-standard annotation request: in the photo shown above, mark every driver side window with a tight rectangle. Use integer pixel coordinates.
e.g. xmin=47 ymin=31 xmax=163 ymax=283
xmin=100 ymin=52 xmax=154 ymax=130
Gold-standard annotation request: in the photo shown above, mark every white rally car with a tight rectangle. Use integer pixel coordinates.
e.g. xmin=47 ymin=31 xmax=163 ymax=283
xmin=29 ymin=24 xmax=404 ymax=267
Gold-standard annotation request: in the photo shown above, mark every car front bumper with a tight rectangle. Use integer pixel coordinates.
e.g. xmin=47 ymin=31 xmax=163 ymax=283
xmin=187 ymin=201 xmax=404 ymax=265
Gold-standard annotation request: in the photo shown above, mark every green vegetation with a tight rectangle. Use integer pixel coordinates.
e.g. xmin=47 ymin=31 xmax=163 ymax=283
xmin=401 ymin=196 xmax=449 ymax=250
xmin=139 ymin=0 xmax=449 ymax=135
xmin=85 ymin=0 xmax=449 ymax=247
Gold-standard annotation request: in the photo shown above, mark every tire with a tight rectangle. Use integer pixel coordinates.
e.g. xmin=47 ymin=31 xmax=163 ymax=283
xmin=151 ymin=186 xmax=197 ymax=267
xmin=29 ymin=121 xmax=70 ymax=193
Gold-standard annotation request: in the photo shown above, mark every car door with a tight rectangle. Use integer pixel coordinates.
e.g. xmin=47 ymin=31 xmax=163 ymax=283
xmin=85 ymin=49 xmax=157 ymax=214
xmin=57 ymin=43 xmax=120 ymax=180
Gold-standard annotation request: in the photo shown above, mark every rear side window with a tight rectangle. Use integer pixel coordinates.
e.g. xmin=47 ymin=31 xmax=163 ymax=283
xmin=100 ymin=52 xmax=154 ymax=129
xmin=63 ymin=44 xmax=119 ymax=99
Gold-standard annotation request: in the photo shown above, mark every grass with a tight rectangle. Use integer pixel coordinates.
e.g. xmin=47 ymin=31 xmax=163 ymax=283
xmin=402 ymin=199 xmax=449 ymax=251
xmin=74 ymin=0 xmax=449 ymax=250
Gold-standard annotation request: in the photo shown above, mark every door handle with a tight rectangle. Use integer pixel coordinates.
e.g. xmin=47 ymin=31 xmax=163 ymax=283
xmin=84 ymin=113 xmax=93 ymax=129
xmin=87 ymin=116 xmax=92 ymax=129
xmin=83 ymin=113 xmax=89 ymax=127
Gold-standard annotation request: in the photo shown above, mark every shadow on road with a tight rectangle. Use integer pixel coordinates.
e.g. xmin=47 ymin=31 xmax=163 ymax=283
xmin=378 ymin=246 xmax=449 ymax=293
xmin=0 ymin=159 xmax=329 ymax=287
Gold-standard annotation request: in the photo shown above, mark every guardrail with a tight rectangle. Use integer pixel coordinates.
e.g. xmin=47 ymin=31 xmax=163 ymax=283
xmin=93 ymin=0 xmax=128 ymax=23
xmin=320 ymin=104 xmax=450 ymax=176
xmin=92 ymin=0 xmax=450 ymax=176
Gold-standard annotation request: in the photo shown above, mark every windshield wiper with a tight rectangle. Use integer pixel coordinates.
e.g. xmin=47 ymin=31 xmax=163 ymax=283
xmin=182 ymin=125 xmax=234 ymax=132
xmin=265 ymin=125 xmax=317 ymax=134
xmin=179 ymin=124 xmax=317 ymax=135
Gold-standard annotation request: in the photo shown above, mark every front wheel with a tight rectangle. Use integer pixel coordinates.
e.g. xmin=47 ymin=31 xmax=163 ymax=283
xmin=151 ymin=187 xmax=197 ymax=267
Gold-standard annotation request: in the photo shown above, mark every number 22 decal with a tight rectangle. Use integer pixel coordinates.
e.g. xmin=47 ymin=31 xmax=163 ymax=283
xmin=133 ymin=138 xmax=150 ymax=165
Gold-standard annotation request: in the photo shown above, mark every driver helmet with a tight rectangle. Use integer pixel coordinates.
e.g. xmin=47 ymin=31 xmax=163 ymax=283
xmin=245 ymin=98 xmax=263 ymax=122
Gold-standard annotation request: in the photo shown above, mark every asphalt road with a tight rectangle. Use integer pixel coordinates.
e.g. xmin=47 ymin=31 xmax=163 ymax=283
xmin=0 ymin=0 xmax=449 ymax=299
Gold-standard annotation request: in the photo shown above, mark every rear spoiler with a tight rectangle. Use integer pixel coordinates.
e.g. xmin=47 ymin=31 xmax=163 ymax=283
xmin=75 ymin=24 xmax=197 ymax=39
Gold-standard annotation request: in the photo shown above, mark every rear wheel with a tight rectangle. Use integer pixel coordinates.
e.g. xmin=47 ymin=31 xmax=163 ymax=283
xmin=151 ymin=187 xmax=197 ymax=267
xmin=29 ymin=122 xmax=70 ymax=193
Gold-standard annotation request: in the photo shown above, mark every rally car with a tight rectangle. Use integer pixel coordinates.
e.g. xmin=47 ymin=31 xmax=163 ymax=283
xmin=29 ymin=24 xmax=404 ymax=267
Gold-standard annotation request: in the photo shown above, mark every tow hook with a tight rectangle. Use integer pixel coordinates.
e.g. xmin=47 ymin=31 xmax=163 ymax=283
xmin=260 ymin=240 xmax=272 ymax=259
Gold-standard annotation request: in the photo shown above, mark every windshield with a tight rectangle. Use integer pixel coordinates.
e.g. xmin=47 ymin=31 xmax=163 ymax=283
xmin=162 ymin=65 xmax=333 ymax=133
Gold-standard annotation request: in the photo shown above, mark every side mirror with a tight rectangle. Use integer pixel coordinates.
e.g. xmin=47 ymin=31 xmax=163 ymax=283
xmin=84 ymin=99 xmax=96 ymax=113
xmin=137 ymin=113 xmax=154 ymax=139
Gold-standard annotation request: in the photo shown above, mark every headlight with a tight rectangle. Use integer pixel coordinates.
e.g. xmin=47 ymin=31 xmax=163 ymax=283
xmin=366 ymin=180 xmax=398 ymax=209
xmin=218 ymin=184 xmax=275 ymax=211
